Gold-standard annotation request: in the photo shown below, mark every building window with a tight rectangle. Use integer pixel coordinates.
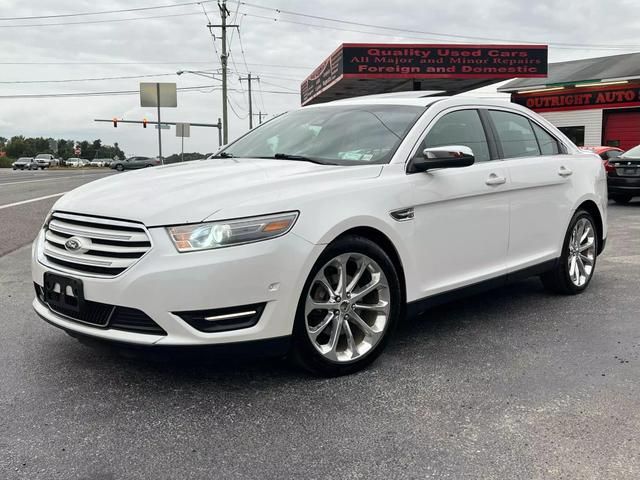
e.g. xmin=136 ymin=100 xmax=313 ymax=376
xmin=558 ymin=126 xmax=585 ymax=146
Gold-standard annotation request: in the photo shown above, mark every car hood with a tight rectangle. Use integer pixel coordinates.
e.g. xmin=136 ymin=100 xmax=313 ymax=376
xmin=52 ymin=158 xmax=383 ymax=226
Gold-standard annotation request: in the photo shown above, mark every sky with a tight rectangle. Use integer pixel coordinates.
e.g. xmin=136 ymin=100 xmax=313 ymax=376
xmin=0 ymin=0 xmax=638 ymax=157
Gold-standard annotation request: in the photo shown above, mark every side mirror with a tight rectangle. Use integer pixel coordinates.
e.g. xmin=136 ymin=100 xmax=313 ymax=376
xmin=408 ymin=145 xmax=475 ymax=173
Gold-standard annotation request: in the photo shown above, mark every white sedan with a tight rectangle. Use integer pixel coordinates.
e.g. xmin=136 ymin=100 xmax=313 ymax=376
xmin=32 ymin=94 xmax=607 ymax=375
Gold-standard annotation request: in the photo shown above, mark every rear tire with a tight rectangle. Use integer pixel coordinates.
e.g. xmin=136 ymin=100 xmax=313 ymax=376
xmin=611 ymin=195 xmax=632 ymax=204
xmin=116 ymin=164 xmax=124 ymax=171
xmin=290 ymin=235 xmax=402 ymax=376
xmin=541 ymin=209 xmax=598 ymax=295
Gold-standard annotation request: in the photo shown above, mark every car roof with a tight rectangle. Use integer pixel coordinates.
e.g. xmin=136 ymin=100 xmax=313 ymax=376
xmin=316 ymin=92 xmax=522 ymax=110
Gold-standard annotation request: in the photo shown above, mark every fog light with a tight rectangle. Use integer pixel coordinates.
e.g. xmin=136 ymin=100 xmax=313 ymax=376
xmin=174 ymin=303 xmax=266 ymax=333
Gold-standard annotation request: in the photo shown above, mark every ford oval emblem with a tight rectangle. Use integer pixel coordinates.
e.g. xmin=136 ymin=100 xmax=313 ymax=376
xmin=64 ymin=237 xmax=82 ymax=252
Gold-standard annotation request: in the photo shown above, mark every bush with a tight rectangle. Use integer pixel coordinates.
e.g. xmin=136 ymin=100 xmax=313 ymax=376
xmin=0 ymin=157 xmax=14 ymax=168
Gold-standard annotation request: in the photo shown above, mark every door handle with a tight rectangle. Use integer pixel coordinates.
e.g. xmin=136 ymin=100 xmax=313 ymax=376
xmin=558 ymin=166 xmax=573 ymax=177
xmin=485 ymin=173 xmax=506 ymax=186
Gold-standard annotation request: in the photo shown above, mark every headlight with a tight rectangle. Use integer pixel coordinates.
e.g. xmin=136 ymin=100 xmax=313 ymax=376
xmin=167 ymin=211 xmax=299 ymax=253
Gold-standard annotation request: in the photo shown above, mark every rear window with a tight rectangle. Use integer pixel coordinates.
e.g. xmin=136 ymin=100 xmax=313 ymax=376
xmin=621 ymin=145 xmax=640 ymax=158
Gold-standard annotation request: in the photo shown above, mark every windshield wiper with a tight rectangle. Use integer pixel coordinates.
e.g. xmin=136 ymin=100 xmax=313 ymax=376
xmin=209 ymin=151 xmax=234 ymax=158
xmin=272 ymin=153 xmax=334 ymax=165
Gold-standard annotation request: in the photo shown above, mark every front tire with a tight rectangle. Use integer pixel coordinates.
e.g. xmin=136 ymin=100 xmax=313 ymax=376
xmin=541 ymin=210 xmax=598 ymax=295
xmin=115 ymin=164 xmax=124 ymax=171
xmin=291 ymin=235 xmax=402 ymax=376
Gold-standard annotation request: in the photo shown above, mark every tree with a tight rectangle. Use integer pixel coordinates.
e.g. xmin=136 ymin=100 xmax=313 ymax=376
xmin=2 ymin=136 xmax=124 ymax=159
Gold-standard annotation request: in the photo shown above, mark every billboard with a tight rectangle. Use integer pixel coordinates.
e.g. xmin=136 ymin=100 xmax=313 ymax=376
xmin=301 ymin=43 xmax=548 ymax=105
xmin=512 ymin=84 xmax=640 ymax=112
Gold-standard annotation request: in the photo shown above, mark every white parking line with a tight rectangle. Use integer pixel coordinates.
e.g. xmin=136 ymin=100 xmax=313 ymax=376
xmin=0 ymin=192 xmax=68 ymax=210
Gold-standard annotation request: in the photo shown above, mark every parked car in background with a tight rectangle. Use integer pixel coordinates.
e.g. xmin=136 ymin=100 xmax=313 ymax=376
xmin=33 ymin=153 xmax=56 ymax=169
xmin=606 ymin=144 xmax=640 ymax=204
xmin=32 ymin=95 xmax=608 ymax=375
xmin=109 ymin=156 xmax=159 ymax=171
xmin=581 ymin=146 xmax=623 ymax=162
xmin=89 ymin=158 xmax=112 ymax=167
xmin=65 ymin=158 xmax=89 ymax=167
xmin=12 ymin=157 xmax=37 ymax=170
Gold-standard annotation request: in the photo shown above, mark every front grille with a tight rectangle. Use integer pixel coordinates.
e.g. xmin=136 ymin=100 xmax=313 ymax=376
xmin=43 ymin=211 xmax=151 ymax=277
xmin=35 ymin=284 xmax=166 ymax=335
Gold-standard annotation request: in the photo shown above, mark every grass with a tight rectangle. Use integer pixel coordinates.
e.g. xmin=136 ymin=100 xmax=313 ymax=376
xmin=0 ymin=157 xmax=15 ymax=168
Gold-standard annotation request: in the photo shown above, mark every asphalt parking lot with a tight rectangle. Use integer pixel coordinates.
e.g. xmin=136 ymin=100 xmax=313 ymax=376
xmin=1 ymin=169 xmax=639 ymax=479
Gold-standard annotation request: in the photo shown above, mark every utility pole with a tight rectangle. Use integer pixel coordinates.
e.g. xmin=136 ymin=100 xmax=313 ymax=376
xmin=254 ymin=111 xmax=266 ymax=124
xmin=207 ymin=1 xmax=237 ymax=145
xmin=239 ymin=73 xmax=259 ymax=129
xmin=156 ymin=84 xmax=163 ymax=163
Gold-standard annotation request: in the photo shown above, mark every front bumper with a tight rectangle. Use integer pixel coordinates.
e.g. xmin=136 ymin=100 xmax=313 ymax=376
xmin=32 ymin=227 xmax=322 ymax=346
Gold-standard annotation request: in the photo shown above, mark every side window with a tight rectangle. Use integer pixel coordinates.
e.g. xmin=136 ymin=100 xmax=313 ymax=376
xmin=489 ymin=110 xmax=540 ymax=158
xmin=420 ymin=109 xmax=490 ymax=162
xmin=531 ymin=123 xmax=560 ymax=155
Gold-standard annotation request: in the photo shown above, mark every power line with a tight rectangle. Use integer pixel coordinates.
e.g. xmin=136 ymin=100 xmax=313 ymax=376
xmin=234 ymin=1 xmax=640 ymax=51
xmin=0 ymin=11 xmax=205 ymax=28
xmin=228 ymin=96 xmax=249 ymax=119
xmin=256 ymin=78 xmax=268 ymax=113
xmin=0 ymin=60 xmax=314 ymax=69
xmin=236 ymin=20 xmax=252 ymax=74
xmin=258 ymin=79 xmax=297 ymax=92
xmin=227 ymin=70 xmax=302 ymax=82
xmin=0 ymin=86 xmax=297 ymax=100
xmin=0 ymin=72 xmax=182 ymax=84
xmin=0 ymin=84 xmax=220 ymax=99
xmin=242 ymin=12 xmax=639 ymax=52
xmin=0 ymin=0 xmax=215 ymax=21
xmin=227 ymin=0 xmax=242 ymax=48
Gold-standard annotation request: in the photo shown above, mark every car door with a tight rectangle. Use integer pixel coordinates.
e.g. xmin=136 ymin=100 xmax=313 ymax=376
xmin=485 ymin=108 xmax=573 ymax=270
xmin=134 ymin=157 xmax=149 ymax=169
xmin=407 ymin=108 xmax=510 ymax=297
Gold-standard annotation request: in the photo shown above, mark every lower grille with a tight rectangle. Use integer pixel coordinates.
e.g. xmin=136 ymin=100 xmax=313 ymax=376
xmin=110 ymin=307 xmax=167 ymax=335
xmin=35 ymin=284 xmax=166 ymax=336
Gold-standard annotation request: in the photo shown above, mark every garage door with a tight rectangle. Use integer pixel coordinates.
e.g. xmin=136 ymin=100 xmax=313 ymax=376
xmin=603 ymin=109 xmax=640 ymax=151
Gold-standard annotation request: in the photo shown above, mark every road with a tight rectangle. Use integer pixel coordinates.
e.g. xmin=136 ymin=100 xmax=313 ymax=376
xmin=0 ymin=170 xmax=639 ymax=479
xmin=0 ymin=169 xmax=114 ymax=257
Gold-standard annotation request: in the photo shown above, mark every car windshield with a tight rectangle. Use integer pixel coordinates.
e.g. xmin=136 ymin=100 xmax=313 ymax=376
xmin=35 ymin=154 xmax=48 ymax=159
xmin=621 ymin=145 xmax=640 ymax=158
xmin=217 ymin=104 xmax=425 ymax=165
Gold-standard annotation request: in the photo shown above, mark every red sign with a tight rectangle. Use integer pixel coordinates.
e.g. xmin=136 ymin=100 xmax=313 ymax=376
xmin=302 ymin=43 xmax=548 ymax=105
xmin=512 ymin=84 xmax=640 ymax=112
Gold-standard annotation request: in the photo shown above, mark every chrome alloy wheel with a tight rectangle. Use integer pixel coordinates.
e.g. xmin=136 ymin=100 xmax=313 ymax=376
xmin=304 ymin=253 xmax=391 ymax=363
xmin=567 ymin=217 xmax=596 ymax=287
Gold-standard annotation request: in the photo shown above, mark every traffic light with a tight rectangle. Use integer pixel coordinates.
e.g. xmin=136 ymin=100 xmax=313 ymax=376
xmin=143 ymin=118 xmax=147 ymax=129
xmin=112 ymin=117 xmax=118 ymax=128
